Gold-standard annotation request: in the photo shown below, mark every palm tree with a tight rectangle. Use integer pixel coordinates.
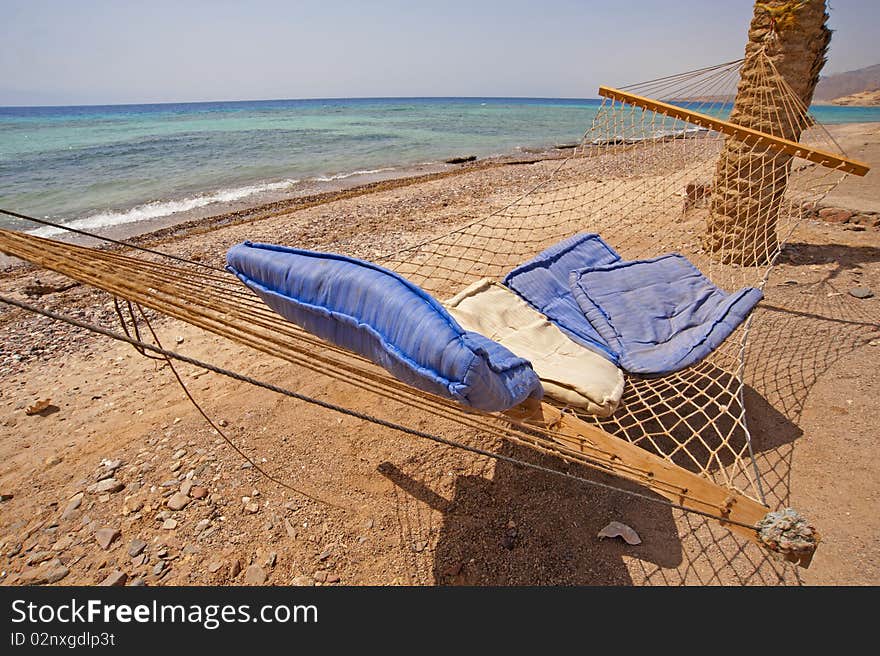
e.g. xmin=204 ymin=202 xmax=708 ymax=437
xmin=705 ymin=0 xmax=831 ymax=265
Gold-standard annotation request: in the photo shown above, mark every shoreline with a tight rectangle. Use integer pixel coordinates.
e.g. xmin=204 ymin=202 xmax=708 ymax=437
xmin=1 ymin=145 xmax=572 ymax=270
xmin=130 ymin=149 xmax=562 ymax=248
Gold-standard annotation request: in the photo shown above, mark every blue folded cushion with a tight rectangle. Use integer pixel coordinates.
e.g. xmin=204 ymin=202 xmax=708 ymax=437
xmin=227 ymin=241 xmax=543 ymax=411
xmin=503 ymin=233 xmax=621 ymax=360
xmin=569 ymin=254 xmax=763 ymax=375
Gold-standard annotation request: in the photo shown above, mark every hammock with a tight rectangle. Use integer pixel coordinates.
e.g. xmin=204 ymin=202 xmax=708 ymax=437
xmin=0 ymin=47 xmax=870 ymax=566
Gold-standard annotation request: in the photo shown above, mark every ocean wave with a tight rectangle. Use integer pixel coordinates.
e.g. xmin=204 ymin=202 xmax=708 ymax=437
xmin=29 ymin=178 xmax=302 ymax=238
xmin=312 ymin=167 xmax=395 ymax=182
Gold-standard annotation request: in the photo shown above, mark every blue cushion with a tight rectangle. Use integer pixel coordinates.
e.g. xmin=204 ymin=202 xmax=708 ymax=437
xmin=569 ymin=254 xmax=764 ymax=375
xmin=503 ymin=233 xmax=621 ymax=360
xmin=227 ymin=241 xmax=543 ymax=411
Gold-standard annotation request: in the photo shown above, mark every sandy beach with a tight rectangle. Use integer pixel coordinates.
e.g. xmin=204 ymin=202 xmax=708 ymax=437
xmin=1 ymin=122 xmax=878 ymax=586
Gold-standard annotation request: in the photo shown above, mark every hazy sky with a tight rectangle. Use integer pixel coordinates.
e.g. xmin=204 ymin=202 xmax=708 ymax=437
xmin=1 ymin=0 xmax=878 ymax=106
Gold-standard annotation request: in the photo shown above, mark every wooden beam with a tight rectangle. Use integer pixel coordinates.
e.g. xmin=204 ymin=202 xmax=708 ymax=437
xmin=598 ymin=86 xmax=870 ymax=177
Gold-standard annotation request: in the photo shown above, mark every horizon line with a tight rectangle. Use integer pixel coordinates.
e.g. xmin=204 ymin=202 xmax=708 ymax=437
xmin=0 ymin=94 xmax=606 ymax=110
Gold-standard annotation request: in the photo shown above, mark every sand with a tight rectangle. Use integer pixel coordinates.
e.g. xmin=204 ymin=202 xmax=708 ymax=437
xmin=0 ymin=124 xmax=878 ymax=586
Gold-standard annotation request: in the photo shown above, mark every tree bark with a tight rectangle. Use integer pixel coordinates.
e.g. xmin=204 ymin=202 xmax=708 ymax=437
xmin=705 ymin=0 xmax=831 ymax=265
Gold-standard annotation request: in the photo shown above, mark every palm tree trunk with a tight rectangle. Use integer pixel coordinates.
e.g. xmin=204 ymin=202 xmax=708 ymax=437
xmin=705 ymin=0 xmax=831 ymax=265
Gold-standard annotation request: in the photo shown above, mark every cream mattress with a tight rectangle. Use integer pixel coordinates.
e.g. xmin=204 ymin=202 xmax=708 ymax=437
xmin=445 ymin=279 xmax=625 ymax=416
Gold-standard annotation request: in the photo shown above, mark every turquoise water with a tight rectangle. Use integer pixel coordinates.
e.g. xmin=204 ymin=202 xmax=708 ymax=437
xmin=1 ymin=97 xmax=878 ymax=236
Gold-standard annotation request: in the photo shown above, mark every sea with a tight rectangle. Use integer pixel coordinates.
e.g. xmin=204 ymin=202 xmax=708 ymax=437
xmin=2 ymin=97 xmax=879 ymax=238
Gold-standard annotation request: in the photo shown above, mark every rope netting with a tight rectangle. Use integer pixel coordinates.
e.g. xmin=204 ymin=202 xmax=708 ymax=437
xmin=0 ymin=48 xmax=862 ymax=543
xmin=379 ymin=47 xmax=854 ymax=503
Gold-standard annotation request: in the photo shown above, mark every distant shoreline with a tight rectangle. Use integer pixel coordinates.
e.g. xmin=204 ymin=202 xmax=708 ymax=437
xmin=0 ymin=96 xmax=607 ymax=111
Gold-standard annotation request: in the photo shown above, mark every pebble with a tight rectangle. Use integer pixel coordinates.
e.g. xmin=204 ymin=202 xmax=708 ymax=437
xmin=172 ymin=448 xmax=187 ymax=460
xmin=95 ymin=527 xmax=121 ymax=550
xmin=99 ymin=570 xmax=127 ymax=586
xmin=101 ymin=459 xmax=123 ymax=472
xmin=849 ymin=286 xmax=874 ymax=299
xmin=61 ymin=492 xmax=84 ymax=520
xmin=230 ymin=559 xmax=243 ymax=578
xmin=152 ymin=562 xmax=166 ymax=576
xmin=166 ymin=492 xmax=189 ymax=511
xmin=94 ymin=478 xmax=124 ymax=494
xmin=44 ymin=455 xmax=63 ymax=468
xmin=243 ymin=502 xmax=260 ymax=514
xmin=26 ymin=551 xmax=53 ymax=566
xmin=128 ymin=539 xmax=147 ymax=558
xmin=313 ymin=571 xmax=328 ymax=583
xmin=597 ymin=521 xmax=642 ymax=545
xmin=128 ymin=577 xmax=146 ymax=587
xmin=291 ymin=575 xmax=315 ymax=586
xmin=179 ymin=480 xmax=194 ymax=497
xmin=207 ymin=560 xmax=224 ymax=573
xmin=190 ymin=486 xmax=208 ymax=499
xmin=284 ymin=519 xmax=297 ymax=539
xmin=0 ymin=493 xmax=13 ymax=502
xmin=243 ymin=564 xmax=267 ymax=585
xmin=162 ymin=518 xmax=178 ymax=530
xmin=201 ymin=526 xmax=221 ymax=540
xmin=265 ymin=552 xmax=277 ymax=568
xmin=131 ymin=553 xmax=148 ymax=567
xmin=122 ymin=495 xmax=145 ymax=515
xmin=52 ymin=536 xmax=73 ymax=551
xmin=18 ymin=559 xmax=69 ymax=585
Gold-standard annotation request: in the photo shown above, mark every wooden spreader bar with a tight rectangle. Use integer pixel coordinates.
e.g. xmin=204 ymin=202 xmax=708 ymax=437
xmin=598 ymin=86 xmax=870 ymax=177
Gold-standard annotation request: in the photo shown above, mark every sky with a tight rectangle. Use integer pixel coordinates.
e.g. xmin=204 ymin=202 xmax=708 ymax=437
xmin=1 ymin=0 xmax=878 ymax=106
